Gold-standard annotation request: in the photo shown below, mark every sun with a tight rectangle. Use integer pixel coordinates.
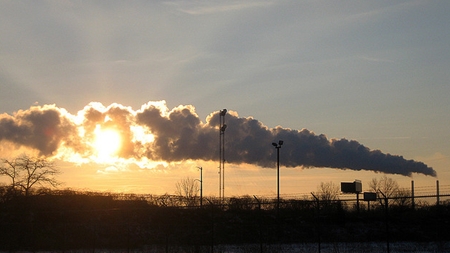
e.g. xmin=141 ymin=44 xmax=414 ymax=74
xmin=93 ymin=126 xmax=121 ymax=161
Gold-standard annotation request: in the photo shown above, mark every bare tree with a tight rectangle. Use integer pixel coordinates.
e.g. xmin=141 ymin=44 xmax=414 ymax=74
xmin=0 ymin=155 xmax=60 ymax=196
xmin=369 ymin=175 xmax=401 ymax=206
xmin=393 ymin=188 xmax=412 ymax=208
xmin=175 ymin=177 xmax=199 ymax=206
xmin=156 ymin=193 xmax=180 ymax=207
xmin=315 ymin=181 xmax=340 ymax=202
xmin=312 ymin=181 xmax=342 ymax=212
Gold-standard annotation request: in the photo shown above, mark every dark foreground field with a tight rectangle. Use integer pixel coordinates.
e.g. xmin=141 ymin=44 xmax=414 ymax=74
xmin=0 ymin=242 xmax=448 ymax=253
xmin=1 ymin=191 xmax=449 ymax=252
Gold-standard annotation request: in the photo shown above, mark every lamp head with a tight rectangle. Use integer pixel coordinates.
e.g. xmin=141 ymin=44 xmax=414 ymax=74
xmin=272 ymin=142 xmax=277 ymax=147
xmin=279 ymin=140 xmax=284 ymax=145
xmin=220 ymin=109 xmax=227 ymax=116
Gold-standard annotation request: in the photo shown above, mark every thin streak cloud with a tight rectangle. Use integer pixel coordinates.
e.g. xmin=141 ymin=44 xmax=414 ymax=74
xmin=358 ymin=56 xmax=395 ymax=63
xmin=171 ymin=1 xmax=274 ymax=15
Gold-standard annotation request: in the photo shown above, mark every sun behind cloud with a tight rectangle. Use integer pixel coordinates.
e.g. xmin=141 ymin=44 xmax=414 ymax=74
xmin=93 ymin=125 xmax=121 ymax=162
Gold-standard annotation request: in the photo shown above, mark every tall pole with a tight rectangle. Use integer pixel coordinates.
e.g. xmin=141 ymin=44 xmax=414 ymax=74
xmin=219 ymin=134 xmax=221 ymax=199
xmin=276 ymin=145 xmax=280 ymax=210
xmin=219 ymin=112 xmax=222 ymax=200
xmin=411 ymin=180 xmax=415 ymax=209
xmin=436 ymin=180 xmax=440 ymax=206
xmin=272 ymin=140 xmax=283 ymax=212
xmin=198 ymin=167 xmax=203 ymax=207
xmin=222 ymin=115 xmax=225 ymax=202
xmin=219 ymin=109 xmax=227 ymax=202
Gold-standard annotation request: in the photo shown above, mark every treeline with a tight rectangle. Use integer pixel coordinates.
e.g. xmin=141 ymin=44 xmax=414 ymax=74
xmin=0 ymin=189 xmax=449 ymax=252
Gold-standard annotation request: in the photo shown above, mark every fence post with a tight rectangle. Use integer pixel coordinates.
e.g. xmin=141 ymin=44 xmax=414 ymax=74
xmin=253 ymin=196 xmax=263 ymax=253
xmin=436 ymin=180 xmax=440 ymax=206
xmin=311 ymin=193 xmax=321 ymax=253
xmin=356 ymin=192 xmax=360 ymax=213
xmin=411 ymin=180 xmax=415 ymax=210
xmin=378 ymin=191 xmax=390 ymax=253
xmin=206 ymin=199 xmax=214 ymax=253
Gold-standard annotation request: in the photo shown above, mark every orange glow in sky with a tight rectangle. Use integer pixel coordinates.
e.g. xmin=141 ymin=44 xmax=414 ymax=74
xmin=1 ymin=1 xmax=449 ymax=197
xmin=92 ymin=126 xmax=121 ymax=162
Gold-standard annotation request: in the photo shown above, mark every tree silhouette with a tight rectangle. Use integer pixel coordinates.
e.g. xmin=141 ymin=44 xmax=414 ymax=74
xmin=0 ymin=154 xmax=60 ymax=196
xmin=175 ymin=177 xmax=199 ymax=206
xmin=315 ymin=181 xmax=340 ymax=202
xmin=369 ymin=175 xmax=401 ymax=206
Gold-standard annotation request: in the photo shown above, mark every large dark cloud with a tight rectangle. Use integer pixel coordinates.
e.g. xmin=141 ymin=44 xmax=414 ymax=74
xmin=0 ymin=105 xmax=78 ymax=156
xmin=0 ymin=102 xmax=437 ymax=177
xmin=136 ymin=104 xmax=217 ymax=162
xmin=204 ymin=113 xmax=436 ymax=177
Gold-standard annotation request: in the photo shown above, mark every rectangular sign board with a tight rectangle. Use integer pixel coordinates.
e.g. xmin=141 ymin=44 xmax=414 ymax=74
xmin=364 ymin=192 xmax=377 ymax=201
xmin=341 ymin=180 xmax=362 ymax=193
xmin=341 ymin=182 xmax=355 ymax=193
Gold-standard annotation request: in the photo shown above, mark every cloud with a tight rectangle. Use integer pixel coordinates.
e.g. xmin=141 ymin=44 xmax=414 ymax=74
xmin=172 ymin=1 xmax=274 ymax=15
xmin=0 ymin=105 xmax=79 ymax=156
xmin=358 ymin=56 xmax=395 ymax=64
xmin=0 ymin=101 xmax=436 ymax=177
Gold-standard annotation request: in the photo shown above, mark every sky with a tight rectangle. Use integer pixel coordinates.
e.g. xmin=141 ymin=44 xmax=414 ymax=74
xmin=0 ymin=0 xmax=449 ymax=198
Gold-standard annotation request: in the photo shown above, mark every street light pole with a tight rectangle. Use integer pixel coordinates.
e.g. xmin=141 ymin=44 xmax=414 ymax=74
xmin=272 ymin=140 xmax=283 ymax=211
xmin=219 ymin=109 xmax=227 ymax=202
xmin=198 ymin=166 xmax=203 ymax=207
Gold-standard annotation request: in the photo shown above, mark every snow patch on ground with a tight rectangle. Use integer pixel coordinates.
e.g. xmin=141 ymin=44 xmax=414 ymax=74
xmin=5 ymin=241 xmax=449 ymax=253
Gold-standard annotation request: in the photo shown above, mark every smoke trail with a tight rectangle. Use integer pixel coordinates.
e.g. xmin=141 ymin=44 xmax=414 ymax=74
xmin=0 ymin=101 xmax=436 ymax=177
xmin=204 ymin=112 xmax=436 ymax=177
xmin=0 ymin=105 xmax=79 ymax=156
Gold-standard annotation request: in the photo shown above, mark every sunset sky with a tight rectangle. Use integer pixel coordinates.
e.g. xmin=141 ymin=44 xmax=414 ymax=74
xmin=1 ymin=1 xmax=449 ymax=198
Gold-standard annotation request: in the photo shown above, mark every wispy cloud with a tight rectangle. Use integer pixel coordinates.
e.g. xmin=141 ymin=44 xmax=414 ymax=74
xmin=169 ymin=1 xmax=274 ymax=15
xmin=358 ymin=56 xmax=395 ymax=64
xmin=357 ymin=136 xmax=410 ymax=140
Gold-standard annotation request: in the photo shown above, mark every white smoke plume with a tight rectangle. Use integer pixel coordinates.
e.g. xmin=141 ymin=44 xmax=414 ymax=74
xmin=0 ymin=101 xmax=436 ymax=177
